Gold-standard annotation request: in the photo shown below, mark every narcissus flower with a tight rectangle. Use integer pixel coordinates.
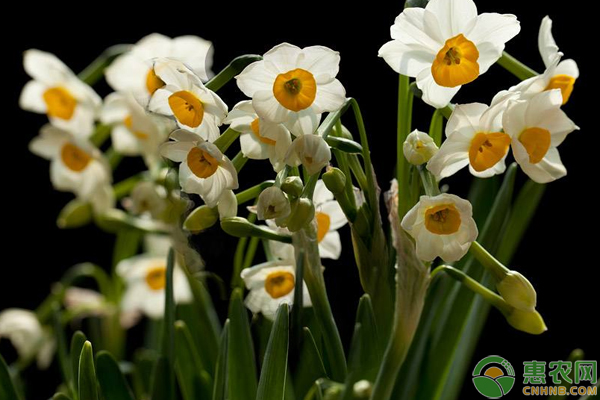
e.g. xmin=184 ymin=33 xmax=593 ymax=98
xmin=116 ymin=237 xmax=192 ymax=324
xmin=312 ymin=180 xmax=347 ymax=259
xmin=236 ymin=43 xmax=346 ymax=136
xmin=503 ymin=90 xmax=578 ymax=183
xmin=285 ymin=134 xmax=332 ymax=175
xmin=29 ymin=125 xmax=114 ymax=213
xmin=20 ymin=50 xmax=101 ymax=137
xmin=257 ymin=187 xmax=291 ymax=221
xmin=224 ymin=100 xmax=292 ymax=171
xmin=403 ymin=129 xmax=439 ymax=165
xmin=101 ymin=92 xmax=168 ymax=165
xmin=0 ymin=309 xmax=55 ymax=369
xmin=123 ymin=181 xmax=168 ymax=219
xmin=379 ymin=0 xmax=520 ymax=108
xmin=160 ymin=129 xmax=238 ymax=207
xmin=427 ymin=102 xmax=510 ymax=179
xmin=241 ymin=261 xmax=311 ymax=320
xmin=149 ymin=59 xmax=227 ymax=142
xmin=401 ymin=193 xmax=478 ymax=262
xmin=105 ymin=33 xmax=213 ymax=103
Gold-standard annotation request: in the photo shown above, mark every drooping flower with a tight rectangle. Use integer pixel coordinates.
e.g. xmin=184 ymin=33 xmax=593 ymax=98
xmin=0 ymin=309 xmax=55 ymax=369
xmin=123 ymin=181 xmax=168 ymax=219
xmin=224 ymin=100 xmax=292 ymax=171
xmin=101 ymin=92 xmax=169 ymax=166
xmin=426 ymin=102 xmax=510 ymax=179
xmin=105 ymin=33 xmax=213 ymax=104
xmin=312 ymin=180 xmax=348 ymax=259
xmin=29 ymin=125 xmax=114 ymax=213
xmin=503 ymin=90 xmax=578 ymax=183
xmin=148 ymin=59 xmax=227 ymax=142
xmin=401 ymin=193 xmax=478 ymax=262
xmin=285 ymin=134 xmax=332 ymax=175
xmin=160 ymin=129 xmax=238 ymax=207
xmin=257 ymin=187 xmax=291 ymax=221
xmin=241 ymin=261 xmax=311 ymax=320
xmin=379 ymin=0 xmax=520 ymax=108
xmin=116 ymin=235 xmax=192 ymax=325
xmin=403 ymin=129 xmax=439 ymax=165
xmin=20 ymin=50 xmax=101 ymax=137
xmin=236 ymin=43 xmax=346 ymax=136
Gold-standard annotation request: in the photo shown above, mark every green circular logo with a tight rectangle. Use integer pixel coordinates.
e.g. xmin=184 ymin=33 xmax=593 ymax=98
xmin=472 ymin=355 xmax=516 ymax=398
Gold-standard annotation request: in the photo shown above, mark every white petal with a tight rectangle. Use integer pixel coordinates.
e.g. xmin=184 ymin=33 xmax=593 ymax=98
xmin=426 ymin=0 xmax=478 ymax=38
xmin=298 ymin=46 xmax=340 ymax=84
xmin=105 ymin=53 xmax=149 ymax=94
xmin=319 ymin=201 xmax=347 ymax=231
xmin=148 ymin=87 xmax=175 ymax=116
xmin=319 ymin=230 xmax=342 ymax=260
xmin=172 ymin=35 xmax=214 ymax=80
xmin=111 ymin=126 xmax=141 ymax=155
xmin=446 ymin=103 xmax=487 ymax=137
xmin=313 ymin=180 xmax=334 ymax=204
xmin=467 ymin=13 xmax=520 ymax=48
xmin=312 ymin=79 xmax=346 ymax=114
xmin=170 ymin=128 xmax=203 ymax=143
xmin=23 ymin=49 xmax=75 ymax=84
xmin=253 ymin=90 xmax=290 ymax=124
xmin=284 ymin=109 xmax=320 ymax=136
xmin=555 ymin=59 xmax=579 ymax=79
xmin=390 ymin=8 xmax=442 ymax=52
xmin=426 ymin=132 xmax=471 ymax=179
xmin=512 ymin=141 xmax=566 ymax=183
xmin=29 ymin=125 xmax=68 ymax=159
xmin=160 ymin=141 xmax=194 ymax=162
xmin=236 ymin=61 xmax=276 ymax=97
xmin=100 ymin=92 xmax=129 ymax=124
xmin=538 ymin=16 xmax=559 ymax=68
xmin=416 ymin=69 xmax=461 ymax=109
xmin=378 ymin=39 xmax=434 ymax=77
xmin=263 ymin=43 xmax=302 ymax=74
xmin=19 ymin=80 xmax=47 ymax=113
xmin=240 ymin=132 xmax=269 ymax=159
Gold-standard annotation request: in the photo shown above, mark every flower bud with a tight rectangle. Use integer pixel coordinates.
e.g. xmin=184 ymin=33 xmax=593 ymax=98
xmin=257 ymin=187 xmax=291 ymax=220
xmin=285 ymin=134 xmax=331 ymax=175
xmin=184 ymin=205 xmax=219 ymax=233
xmin=217 ymin=190 xmax=238 ymax=219
xmin=504 ymin=308 xmax=547 ymax=335
xmin=403 ymin=129 xmax=438 ymax=165
xmin=221 ymin=217 xmax=292 ymax=243
xmin=353 ymin=380 xmax=373 ymax=399
xmin=281 ymin=176 xmax=304 ymax=198
xmin=285 ymin=198 xmax=316 ymax=232
xmin=322 ymin=167 xmax=347 ymax=194
xmin=496 ymin=270 xmax=537 ymax=311
xmin=57 ymin=199 xmax=93 ymax=229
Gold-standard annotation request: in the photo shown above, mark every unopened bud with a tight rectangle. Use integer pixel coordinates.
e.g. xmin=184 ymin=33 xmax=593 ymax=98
xmin=217 ymin=190 xmax=238 ymax=219
xmin=324 ymin=385 xmax=342 ymax=400
xmin=285 ymin=134 xmax=331 ymax=175
xmin=285 ymin=198 xmax=315 ymax=232
xmin=257 ymin=187 xmax=291 ymax=220
xmin=281 ymin=176 xmax=304 ymax=198
xmin=57 ymin=199 xmax=93 ymax=229
xmin=503 ymin=307 xmax=547 ymax=335
xmin=403 ymin=129 xmax=438 ymax=165
xmin=322 ymin=167 xmax=347 ymax=194
xmin=184 ymin=205 xmax=219 ymax=233
xmin=221 ymin=217 xmax=292 ymax=243
xmin=497 ymin=271 xmax=537 ymax=311
xmin=353 ymin=380 xmax=372 ymax=398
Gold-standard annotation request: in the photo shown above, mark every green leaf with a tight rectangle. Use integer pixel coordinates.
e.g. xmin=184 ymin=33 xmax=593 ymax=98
xmin=227 ymin=288 xmax=258 ymax=400
xmin=149 ymin=357 xmax=171 ymax=400
xmin=212 ymin=320 xmax=230 ymax=400
xmin=174 ymin=320 xmax=213 ymax=400
xmin=256 ymin=304 xmax=290 ymax=400
xmin=472 ymin=376 xmax=503 ymax=398
xmin=205 ymin=54 xmax=262 ymax=92
xmin=95 ymin=351 xmax=135 ymax=400
xmin=292 ymin=328 xmax=328 ymax=400
xmin=324 ymin=136 xmax=363 ymax=154
xmin=131 ymin=349 xmax=157 ymax=400
xmin=52 ymin=394 xmax=72 ymax=400
xmin=70 ymin=331 xmax=87 ymax=400
xmin=111 ymin=228 xmax=142 ymax=268
xmin=57 ymin=199 xmax=93 ymax=229
xmin=404 ymin=0 xmax=430 ymax=8
xmin=0 ymin=354 xmax=21 ymax=400
xmin=54 ymin=305 xmax=73 ymax=396
xmin=428 ymin=109 xmax=444 ymax=148
xmin=78 ymin=341 xmax=98 ymax=400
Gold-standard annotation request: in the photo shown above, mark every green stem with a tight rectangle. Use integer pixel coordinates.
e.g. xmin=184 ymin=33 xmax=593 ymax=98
xmin=418 ymin=166 xmax=440 ymax=197
xmin=347 ymin=155 xmax=369 ymax=193
xmin=497 ymin=51 xmax=538 ymax=81
xmin=106 ymin=147 xmax=123 ymax=170
xmin=113 ymin=173 xmax=146 ymax=200
xmin=205 ymin=54 xmax=263 ymax=92
xmin=349 ymin=99 xmax=378 ymax=211
xmin=469 ymin=241 xmax=510 ymax=282
xmin=232 ymin=212 xmax=257 ymax=288
xmin=214 ymin=127 xmax=241 ymax=153
xmin=232 ymin=152 xmax=248 ymax=172
xmin=428 ymin=109 xmax=444 ymax=147
xmin=90 ymin=124 xmax=112 ymax=148
xmin=333 ymin=121 xmax=357 ymax=210
xmin=396 ymin=75 xmax=414 ymax=218
xmin=78 ymin=44 xmax=131 ymax=85
xmin=236 ymin=180 xmax=274 ymax=205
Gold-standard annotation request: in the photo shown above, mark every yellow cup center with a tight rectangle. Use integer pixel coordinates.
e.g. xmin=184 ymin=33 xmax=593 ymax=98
xmin=545 ymin=74 xmax=575 ymax=105
xmin=264 ymin=271 xmax=295 ymax=298
xmin=431 ymin=34 xmax=480 ymax=88
xmin=146 ymin=69 xmax=166 ymax=95
xmin=187 ymin=147 xmax=219 ymax=178
xmin=468 ymin=132 xmax=511 ymax=172
xmin=168 ymin=90 xmax=205 ymax=128
xmin=145 ymin=266 xmax=167 ymax=291
xmin=519 ymin=127 xmax=551 ymax=164
xmin=61 ymin=143 xmax=91 ymax=172
xmin=273 ymin=68 xmax=317 ymax=112
xmin=316 ymin=212 xmax=331 ymax=243
xmin=123 ymin=115 xmax=149 ymax=140
xmin=250 ymin=118 xmax=277 ymax=145
xmin=424 ymin=204 xmax=461 ymax=235
xmin=43 ymin=87 xmax=77 ymax=120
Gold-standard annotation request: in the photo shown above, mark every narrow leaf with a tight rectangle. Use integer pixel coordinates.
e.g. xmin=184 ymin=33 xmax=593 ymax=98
xmin=0 ymin=354 xmax=21 ymax=400
xmin=175 ymin=320 xmax=213 ymax=400
xmin=256 ymin=304 xmax=290 ymax=400
xmin=292 ymin=328 xmax=328 ymax=400
xmin=78 ymin=341 xmax=98 ymax=400
xmin=212 ymin=320 xmax=230 ymax=400
xmin=95 ymin=351 xmax=135 ymax=400
xmin=70 ymin=330 xmax=87 ymax=399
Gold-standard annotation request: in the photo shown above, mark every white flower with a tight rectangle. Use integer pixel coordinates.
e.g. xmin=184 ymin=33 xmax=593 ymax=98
xmin=20 ymin=50 xmax=101 ymax=137
xmin=105 ymin=33 xmax=213 ymax=104
xmin=427 ymin=102 xmax=510 ymax=180
xmin=223 ymin=100 xmax=292 ymax=171
xmin=378 ymin=0 xmax=520 ymax=108
xmin=123 ymin=181 xmax=168 ymax=219
xmin=236 ymin=43 xmax=346 ymax=136
xmin=0 ymin=309 xmax=55 ymax=369
xmin=160 ymin=129 xmax=238 ymax=207
xmin=116 ymin=237 xmax=192 ymax=324
xmin=401 ymin=193 xmax=478 ymax=262
xmin=285 ymin=134 xmax=332 ymax=175
xmin=257 ymin=187 xmax=291 ymax=221
xmin=217 ymin=189 xmax=238 ymax=219
xmin=101 ymin=92 xmax=169 ymax=166
xmin=29 ymin=125 xmax=114 ymax=213
xmin=403 ymin=129 xmax=439 ymax=165
xmin=63 ymin=288 xmax=108 ymax=318
xmin=312 ymin=180 xmax=348 ymax=259
xmin=503 ymin=90 xmax=578 ymax=183
xmin=148 ymin=59 xmax=227 ymax=142
xmin=241 ymin=261 xmax=311 ymax=320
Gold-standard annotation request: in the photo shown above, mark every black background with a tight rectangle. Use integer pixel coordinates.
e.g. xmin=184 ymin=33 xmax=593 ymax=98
xmin=2 ymin=1 xmax=598 ymax=399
